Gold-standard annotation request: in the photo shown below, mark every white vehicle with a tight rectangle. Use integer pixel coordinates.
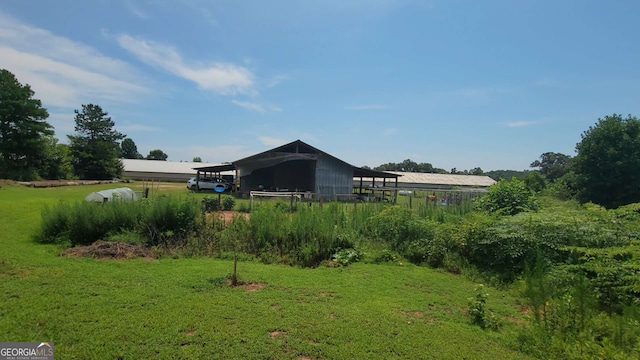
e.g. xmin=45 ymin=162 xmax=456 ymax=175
xmin=187 ymin=177 xmax=230 ymax=192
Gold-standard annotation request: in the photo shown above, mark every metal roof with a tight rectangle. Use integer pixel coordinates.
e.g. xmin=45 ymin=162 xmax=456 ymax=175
xmin=387 ymin=171 xmax=496 ymax=187
xmin=121 ymin=159 xmax=233 ymax=175
xmin=353 ymin=167 xmax=399 ymax=179
xmin=193 ymin=140 xmax=398 ymax=179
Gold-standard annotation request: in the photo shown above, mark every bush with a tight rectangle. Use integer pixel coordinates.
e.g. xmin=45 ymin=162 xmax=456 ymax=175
xmin=468 ymin=284 xmax=500 ymax=330
xmin=332 ymin=248 xmax=361 ymax=266
xmin=475 ymin=178 xmax=538 ymax=216
xmin=221 ymin=196 xmax=236 ymax=211
xmin=201 ymin=196 xmax=220 ymax=212
xmin=365 ymin=206 xmax=437 ymax=254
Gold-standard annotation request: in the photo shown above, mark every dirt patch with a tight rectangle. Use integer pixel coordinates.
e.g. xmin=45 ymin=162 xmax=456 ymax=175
xmin=226 ymin=279 xmax=265 ymax=291
xmin=297 ymin=356 xmax=317 ymax=360
xmin=269 ymin=330 xmax=286 ymax=338
xmin=63 ymin=241 xmax=156 ymax=260
xmin=211 ymin=211 xmax=250 ymax=223
xmin=185 ymin=329 xmax=196 ymax=336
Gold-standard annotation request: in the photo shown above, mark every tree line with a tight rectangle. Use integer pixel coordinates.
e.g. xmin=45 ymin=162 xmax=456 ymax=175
xmin=0 ymin=69 xmax=183 ymax=181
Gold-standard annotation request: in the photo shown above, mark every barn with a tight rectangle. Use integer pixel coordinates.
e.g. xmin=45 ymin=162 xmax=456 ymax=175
xmin=194 ymin=140 xmax=398 ymax=197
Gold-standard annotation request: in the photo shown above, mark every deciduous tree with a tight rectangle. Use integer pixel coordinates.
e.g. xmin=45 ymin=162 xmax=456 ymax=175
xmin=120 ymin=138 xmax=142 ymax=159
xmin=39 ymin=135 xmax=73 ymax=179
xmin=573 ymin=114 xmax=640 ymax=208
xmin=68 ymin=104 xmax=125 ymax=179
xmin=146 ymin=149 xmax=168 ymax=161
xmin=530 ymin=152 xmax=572 ymax=182
xmin=0 ymin=69 xmax=53 ymax=180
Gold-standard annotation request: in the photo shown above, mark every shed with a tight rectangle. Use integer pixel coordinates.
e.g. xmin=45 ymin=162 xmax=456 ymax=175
xmin=84 ymin=187 xmax=138 ymax=202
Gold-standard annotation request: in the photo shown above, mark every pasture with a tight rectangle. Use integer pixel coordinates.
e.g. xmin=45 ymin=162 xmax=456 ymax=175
xmin=0 ymin=182 xmax=530 ymax=359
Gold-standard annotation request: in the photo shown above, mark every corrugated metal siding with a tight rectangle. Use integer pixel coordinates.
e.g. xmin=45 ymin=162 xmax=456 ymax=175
xmin=315 ymin=155 xmax=353 ymax=196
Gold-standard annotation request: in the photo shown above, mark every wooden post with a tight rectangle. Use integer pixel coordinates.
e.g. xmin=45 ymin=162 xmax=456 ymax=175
xmin=290 ymin=194 xmax=294 ymax=212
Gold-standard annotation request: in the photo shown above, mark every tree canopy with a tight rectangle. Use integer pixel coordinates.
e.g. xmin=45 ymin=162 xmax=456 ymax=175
xmin=68 ymin=104 xmax=125 ymax=179
xmin=573 ymin=114 xmax=640 ymax=208
xmin=374 ymin=159 xmax=447 ymax=173
xmin=120 ymin=138 xmax=142 ymax=159
xmin=0 ymin=69 xmax=53 ymax=180
xmin=530 ymin=152 xmax=572 ymax=182
xmin=146 ymin=149 xmax=168 ymax=161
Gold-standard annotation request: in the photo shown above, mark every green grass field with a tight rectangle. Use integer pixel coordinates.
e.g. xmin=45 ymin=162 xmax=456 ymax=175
xmin=0 ymin=182 xmax=532 ymax=359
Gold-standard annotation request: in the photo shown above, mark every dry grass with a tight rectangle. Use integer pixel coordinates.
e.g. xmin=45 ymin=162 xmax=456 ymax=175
xmin=63 ymin=240 xmax=156 ymax=260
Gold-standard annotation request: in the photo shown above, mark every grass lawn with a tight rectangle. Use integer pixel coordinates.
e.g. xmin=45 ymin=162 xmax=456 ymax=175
xmin=0 ymin=182 xmax=532 ymax=359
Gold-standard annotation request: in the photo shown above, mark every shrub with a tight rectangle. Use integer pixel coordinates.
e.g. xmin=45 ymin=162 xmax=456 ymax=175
xmin=468 ymin=284 xmax=500 ymax=330
xmin=365 ymin=206 xmax=437 ymax=254
xmin=475 ymin=178 xmax=538 ymax=216
xmin=221 ymin=196 xmax=236 ymax=211
xmin=201 ymin=196 xmax=220 ymax=212
xmin=332 ymin=248 xmax=361 ymax=266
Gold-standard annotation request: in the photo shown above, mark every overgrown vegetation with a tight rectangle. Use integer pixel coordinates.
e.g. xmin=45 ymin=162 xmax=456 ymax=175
xmin=29 ymin=177 xmax=640 ymax=358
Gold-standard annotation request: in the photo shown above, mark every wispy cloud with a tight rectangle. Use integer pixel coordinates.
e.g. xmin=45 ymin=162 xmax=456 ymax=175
xmin=0 ymin=13 xmax=149 ymax=108
xmin=124 ymin=1 xmax=151 ymax=19
xmin=501 ymin=120 xmax=539 ymax=128
xmin=179 ymin=0 xmax=218 ymax=25
xmin=383 ymin=128 xmax=397 ymax=135
xmin=117 ymin=34 xmax=254 ymax=95
xmin=344 ymin=104 xmax=390 ymax=110
xmin=258 ymin=136 xmax=287 ymax=147
xmin=264 ymin=74 xmax=289 ymax=88
xmin=232 ymin=100 xmax=266 ymax=113
xmin=231 ymin=100 xmax=281 ymax=113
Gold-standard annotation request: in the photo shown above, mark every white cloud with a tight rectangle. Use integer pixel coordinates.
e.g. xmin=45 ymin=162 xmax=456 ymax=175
xmin=231 ymin=100 xmax=282 ymax=113
xmin=383 ymin=128 xmax=397 ymax=135
xmin=117 ymin=34 xmax=254 ymax=95
xmin=344 ymin=104 xmax=390 ymax=110
xmin=502 ymin=120 xmax=539 ymax=128
xmin=0 ymin=13 xmax=149 ymax=109
xmin=231 ymin=100 xmax=266 ymax=113
xmin=258 ymin=136 xmax=287 ymax=147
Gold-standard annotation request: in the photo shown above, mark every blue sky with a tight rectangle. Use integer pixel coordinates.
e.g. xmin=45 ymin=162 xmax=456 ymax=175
xmin=1 ymin=1 xmax=638 ymax=171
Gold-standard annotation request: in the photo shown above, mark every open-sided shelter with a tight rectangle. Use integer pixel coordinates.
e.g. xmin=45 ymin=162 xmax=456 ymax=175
xmin=194 ymin=140 xmax=398 ymax=197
